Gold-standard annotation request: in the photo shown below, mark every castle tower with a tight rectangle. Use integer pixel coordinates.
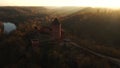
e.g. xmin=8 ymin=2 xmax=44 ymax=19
xmin=51 ymin=18 xmax=61 ymax=41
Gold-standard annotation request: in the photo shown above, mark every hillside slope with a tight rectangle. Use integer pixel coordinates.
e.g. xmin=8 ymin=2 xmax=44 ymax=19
xmin=62 ymin=8 xmax=120 ymax=46
xmin=0 ymin=7 xmax=49 ymax=23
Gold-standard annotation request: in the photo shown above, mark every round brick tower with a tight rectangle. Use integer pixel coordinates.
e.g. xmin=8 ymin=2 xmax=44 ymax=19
xmin=51 ymin=18 xmax=61 ymax=41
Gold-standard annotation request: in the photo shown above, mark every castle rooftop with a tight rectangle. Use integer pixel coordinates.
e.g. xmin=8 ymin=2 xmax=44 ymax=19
xmin=51 ymin=18 xmax=60 ymax=25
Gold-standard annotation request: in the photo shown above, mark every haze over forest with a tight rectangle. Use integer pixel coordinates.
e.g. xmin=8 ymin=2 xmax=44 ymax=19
xmin=0 ymin=6 xmax=120 ymax=68
xmin=1 ymin=6 xmax=120 ymax=46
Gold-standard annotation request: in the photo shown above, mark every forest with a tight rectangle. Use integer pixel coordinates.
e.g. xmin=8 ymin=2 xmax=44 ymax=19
xmin=0 ymin=7 xmax=120 ymax=68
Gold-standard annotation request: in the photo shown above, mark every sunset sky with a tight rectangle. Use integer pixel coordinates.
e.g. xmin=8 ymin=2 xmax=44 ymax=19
xmin=0 ymin=0 xmax=120 ymax=8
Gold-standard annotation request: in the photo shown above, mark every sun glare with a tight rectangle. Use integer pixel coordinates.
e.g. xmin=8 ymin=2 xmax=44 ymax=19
xmin=30 ymin=0 xmax=120 ymax=9
xmin=1 ymin=0 xmax=120 ymax=9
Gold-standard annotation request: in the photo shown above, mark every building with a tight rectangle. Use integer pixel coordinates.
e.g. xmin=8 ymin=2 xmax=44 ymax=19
xmin=38 ymin=18 xmax=64 ymax=41
xmin=31 ymin=18 xmax=64 ymax=47
xmin=51 ymin=18 xmax=62 ymax=40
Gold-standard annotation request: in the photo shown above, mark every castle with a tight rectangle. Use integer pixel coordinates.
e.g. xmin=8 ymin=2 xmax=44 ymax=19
xmin=31 ymin=18 xmax=64 ymax=47
xmin=39 ymin=18 xmax=63 ymax=41
xmin=31 ymin=18 xmax=64 ymax=43
xmin=51 ymin=18 xmax=62 ymax=40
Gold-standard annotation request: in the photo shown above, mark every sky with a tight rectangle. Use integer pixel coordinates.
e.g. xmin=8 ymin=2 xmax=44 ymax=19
xmin=0 ymin=0 xmax=120 ymax=8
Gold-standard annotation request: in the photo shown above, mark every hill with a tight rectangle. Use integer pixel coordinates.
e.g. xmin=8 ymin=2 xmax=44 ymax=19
xmin=0 ymin=7 xmax=49 ymax=23
xmin=62 ymin=7 xmax=120 ymax=46
xmin=0 ymin=28 xmax=116 ymax=68
xmin=62 ymin=7 xmax=120 ymax=58
xmin=0 ymin=6 xmax=86 ymax=24
xmin=0 ymin=6 xmax=120 ymax=67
